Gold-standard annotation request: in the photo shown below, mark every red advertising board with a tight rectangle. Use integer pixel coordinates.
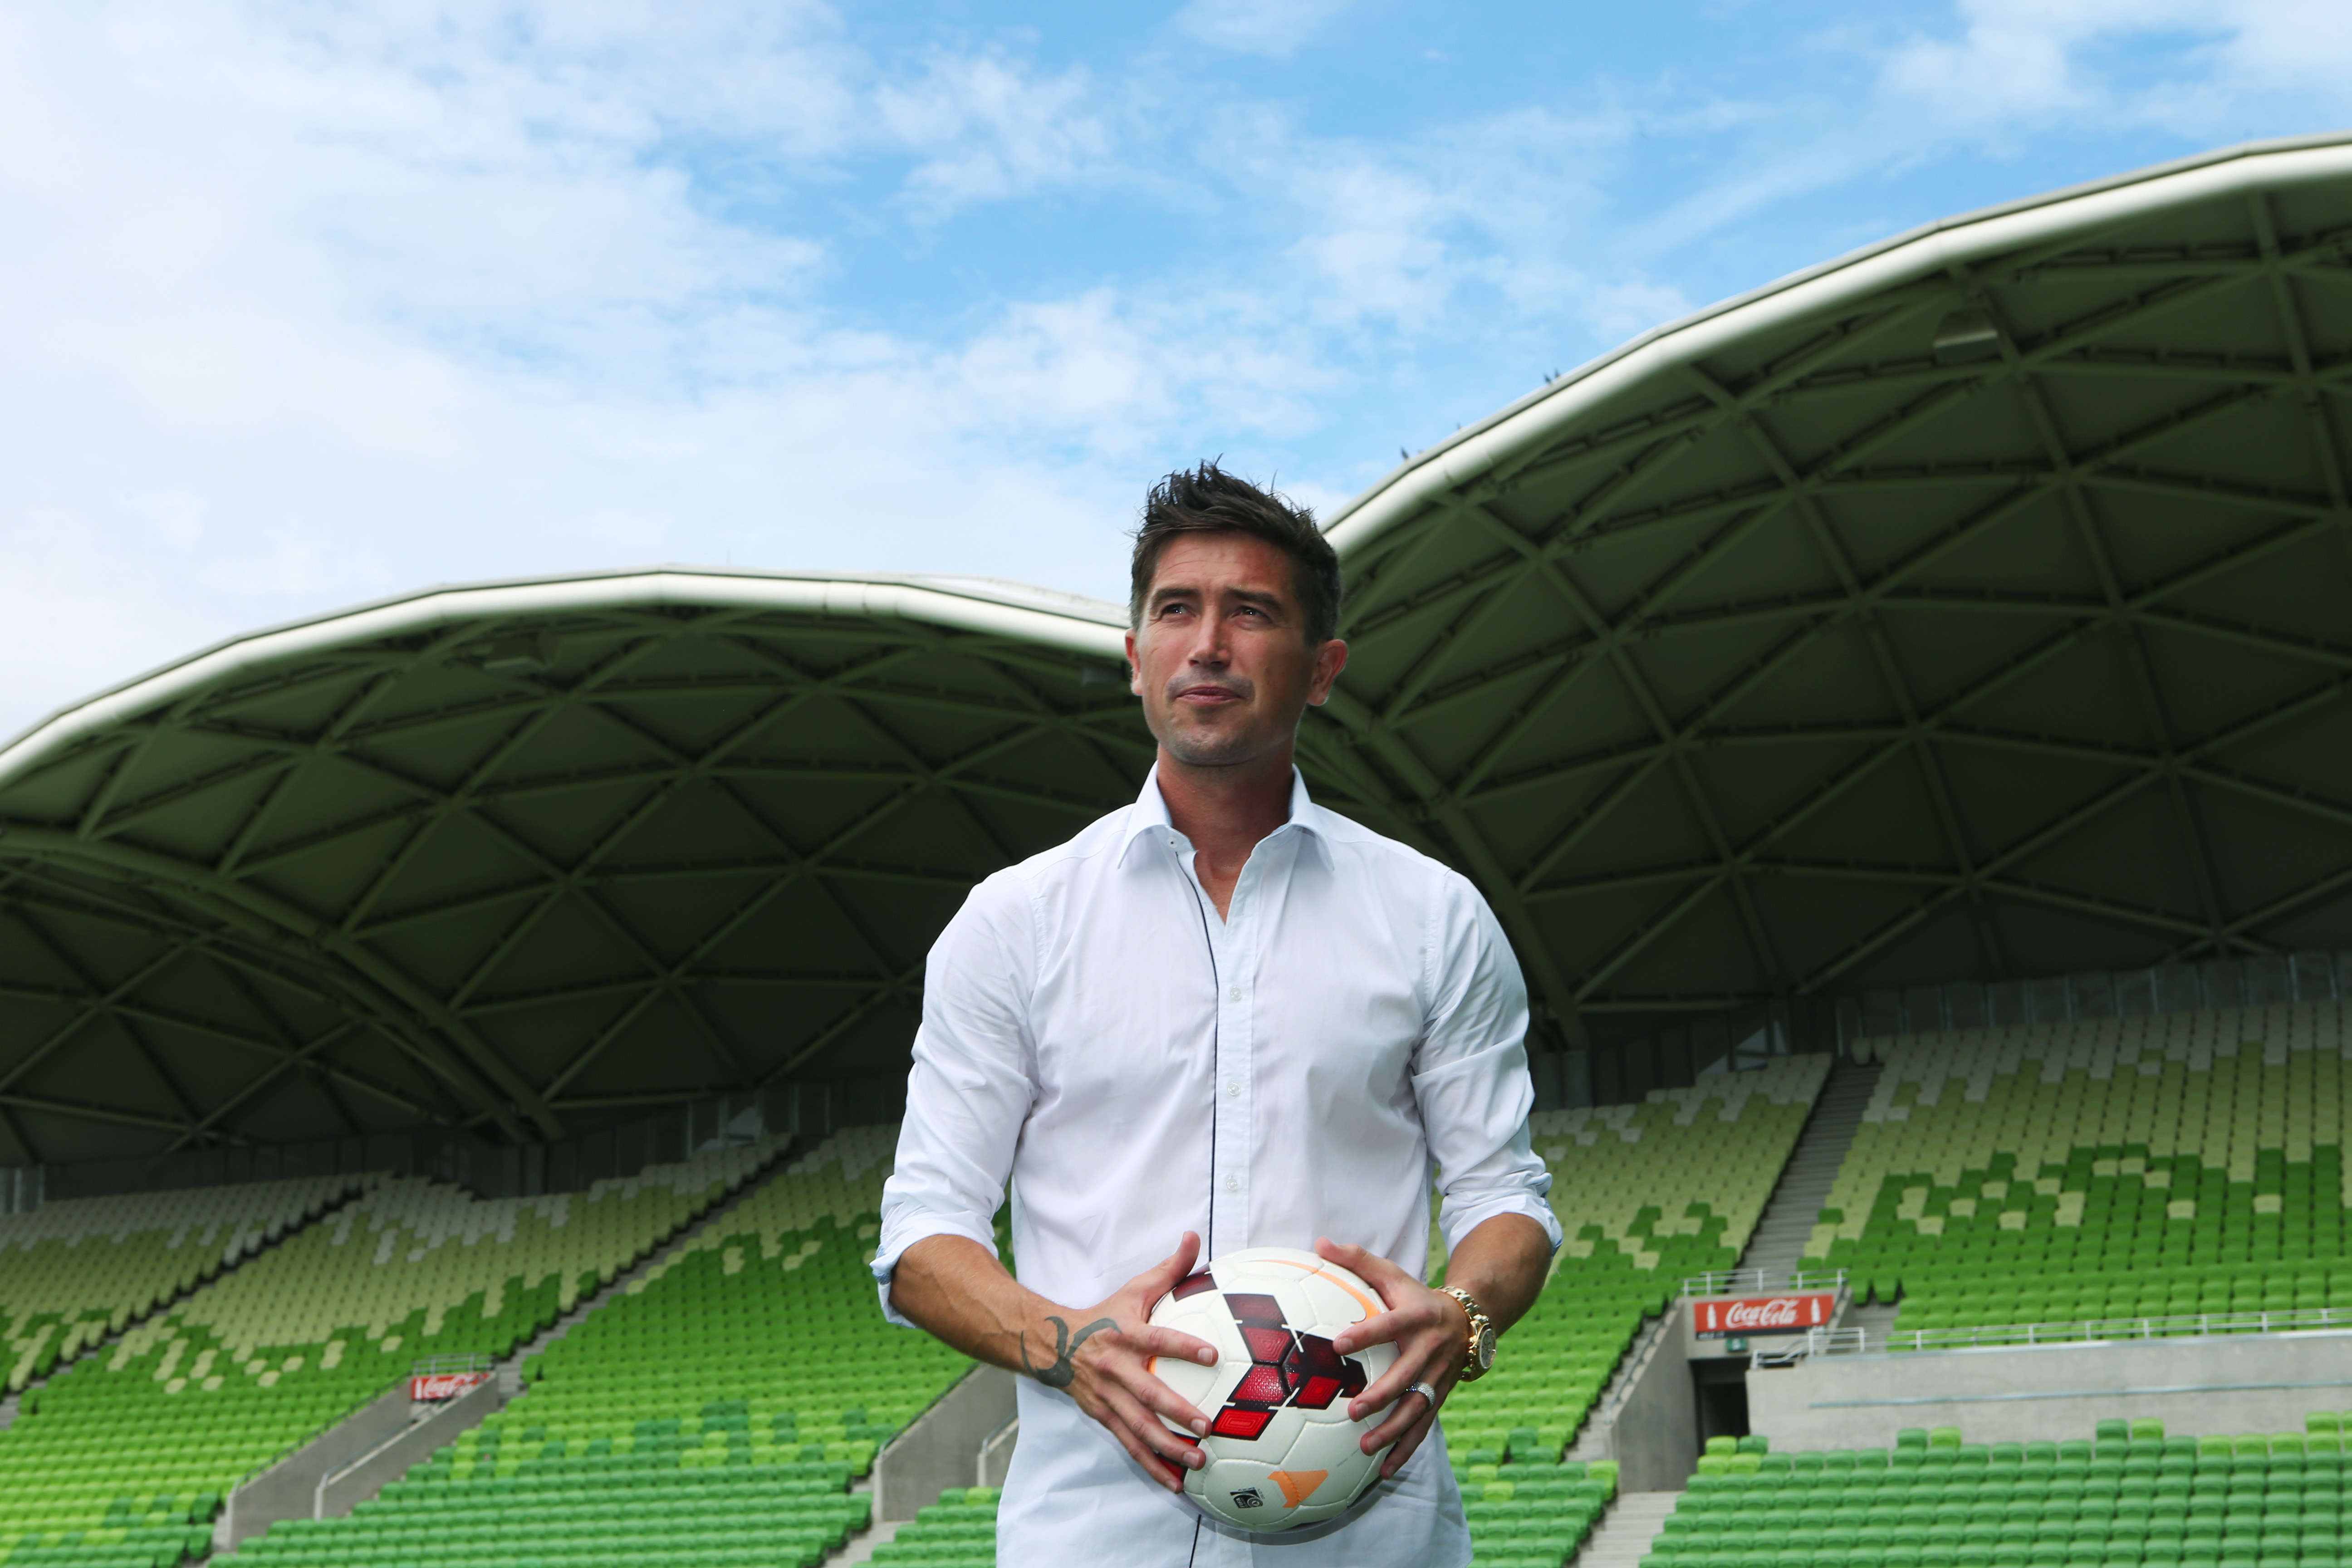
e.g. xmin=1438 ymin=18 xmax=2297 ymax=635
xmin=1690 ymin=1292 xmax=1838 ymax=1338
xmin=411 ymin=1371 xmax=490 ymax=1401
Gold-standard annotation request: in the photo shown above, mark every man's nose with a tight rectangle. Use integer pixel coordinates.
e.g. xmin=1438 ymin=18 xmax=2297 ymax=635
xmin=1185 ymin=617 xmax=1230 ymax=665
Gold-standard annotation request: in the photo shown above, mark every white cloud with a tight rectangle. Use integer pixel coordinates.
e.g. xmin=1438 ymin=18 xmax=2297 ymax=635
xmin=877 ymin=53 xmax=1114 ymax=218
xmin=0 ymin=1 xmax=1181 ymax=739
xmin=1878 ymin=0 xmax=2352 ymax=133
xmin=1171 ymin=0 xmax=1352 ymax=59
xmin=29 ymin=0 xmax=2337 ymax=751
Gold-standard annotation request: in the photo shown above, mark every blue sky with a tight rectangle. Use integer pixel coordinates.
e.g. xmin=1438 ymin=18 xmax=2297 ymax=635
xmin=3 ymin=0 xmax=2351 ymax=737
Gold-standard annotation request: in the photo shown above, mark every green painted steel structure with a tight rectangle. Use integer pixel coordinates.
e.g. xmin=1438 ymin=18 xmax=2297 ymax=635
xmin=9 ymin=134 xmax=2352 ymax=1162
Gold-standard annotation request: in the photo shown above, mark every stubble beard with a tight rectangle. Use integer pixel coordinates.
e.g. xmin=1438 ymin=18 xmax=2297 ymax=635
xmin=1156 ymin=679 xmax=1264 ymax=769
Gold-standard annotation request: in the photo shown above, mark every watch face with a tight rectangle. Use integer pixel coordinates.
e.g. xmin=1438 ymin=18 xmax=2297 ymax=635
xmin=1474 ymin=1325 xmax=1497 ymax=1367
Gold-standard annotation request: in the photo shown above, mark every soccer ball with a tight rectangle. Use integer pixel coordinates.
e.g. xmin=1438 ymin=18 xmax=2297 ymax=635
xmin=1147 ymin=1246 xmax=1399 ymax=1531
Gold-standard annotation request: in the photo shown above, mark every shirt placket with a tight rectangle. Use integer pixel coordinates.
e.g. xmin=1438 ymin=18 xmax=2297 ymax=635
xmin=1189 ymin=829 xmax=1294 ymax=1259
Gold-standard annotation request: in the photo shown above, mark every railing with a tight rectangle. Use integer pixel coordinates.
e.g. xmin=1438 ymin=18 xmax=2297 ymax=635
xmin=1749 ymin=1305 xmax=2352 ymax=1367
xmin=1681 ymin=1268 xmax=1848 ymax=1298
xmin=409 ymin=1352 xmax=494 ymax=1378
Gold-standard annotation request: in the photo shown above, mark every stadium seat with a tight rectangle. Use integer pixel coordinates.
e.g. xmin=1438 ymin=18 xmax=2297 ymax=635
xmin=1642 ymin=1412 xmax=2352 ymax=1568
xmin=1803 ymin=1004 xmax=2352 ymax=1340
xmin=0 ymin=1176 xmax=366 ymax=1393
xmin=223 ymin=1126 xmax=965 ymax=1568
xmin=1441 ymin=1056 xmax=1830 ymax=1470
xmin=0 ymin=1142 xmax=774 ymax=1568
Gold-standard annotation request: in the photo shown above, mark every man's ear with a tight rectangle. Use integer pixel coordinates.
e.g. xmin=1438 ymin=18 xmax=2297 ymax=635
xmin=1305 ymin=638 xmax=1349 ymax=706
xmin=1125 ymin=630 xmax=1143 ymax=697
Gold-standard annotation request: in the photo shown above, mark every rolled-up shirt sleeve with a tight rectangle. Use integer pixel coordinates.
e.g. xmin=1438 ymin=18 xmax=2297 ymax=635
xmin=872 ymin=871 xmax=1037 ymax=1328
xmin=1412 ymin=873 xmax=1564 ymax=1259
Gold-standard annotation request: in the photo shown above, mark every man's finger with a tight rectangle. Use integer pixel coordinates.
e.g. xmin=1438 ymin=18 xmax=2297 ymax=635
xmin=1360 ymin=1378 xmax=1437 ymax=1455
xmin=1133 ymin=1322 xmax=1221 ymax=1370
xmin=1377 ymin=1401 xmax=1439 ymax=1478
xmin=1118 ymin=1349 xmax=1215 ymax=1437
xmin=1347 ymin=1332 xmax=1450 ymax=1421
xmin=1315 ymin=1235 xmax=1411 ymax=1291
xmin=1102 ymin=1385 xmax=1206 ymax=1481
xmin=1104 ymin=1411 xmax=1190 ymax=1493
xmin=1140 ymin=1230 xmax=1202 ymax=1293
xmin=1331 ymin=1307 xmax=1413 ymax=1357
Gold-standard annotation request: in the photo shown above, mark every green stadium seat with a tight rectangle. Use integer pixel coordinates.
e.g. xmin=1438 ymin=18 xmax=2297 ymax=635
xmin=1807 ymin=1002 xmax=2352 ymax=1345
xmin=1643 ymin=1412 xmax=2352 ymax=1568
xmin=0 ymin=1140 xmax=778 ymax=1568
xmin=1445 ymin=1057 xmax=1829 ymax=1480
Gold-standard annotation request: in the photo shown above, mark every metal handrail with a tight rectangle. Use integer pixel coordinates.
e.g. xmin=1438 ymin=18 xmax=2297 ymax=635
xmin=1749 ymin=1305 xmax=2352 ymax=1366
xmin=1681 ymin=1267 xmax=1848 ymax=1298
xmin=408 ymin=1352 xmax=494 ymax=1377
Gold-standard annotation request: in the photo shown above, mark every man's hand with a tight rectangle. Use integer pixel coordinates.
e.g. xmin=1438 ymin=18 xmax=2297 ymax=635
xmin=1019 ymin=1232 xmax=1222 ymax=1493
xmin=1318 ymin=1237 xmax=1468 ymax=1479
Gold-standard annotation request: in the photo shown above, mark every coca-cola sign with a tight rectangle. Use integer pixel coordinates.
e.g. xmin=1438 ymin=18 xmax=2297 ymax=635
xmin=1691 ymin=1292 xmax=1837 ymax=1338
xmin=410 ymin=1371 xmax=490 ymax=1402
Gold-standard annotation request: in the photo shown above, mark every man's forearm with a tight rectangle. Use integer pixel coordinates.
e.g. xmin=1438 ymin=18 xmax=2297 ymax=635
xmin=890 ymin=1234 xmax=1107 ymax=1383
xmin=890 ymin=1232 xmax=1220 ymax=1488
xmin=1443 ymin=1212 xmax=1554 ymax=1336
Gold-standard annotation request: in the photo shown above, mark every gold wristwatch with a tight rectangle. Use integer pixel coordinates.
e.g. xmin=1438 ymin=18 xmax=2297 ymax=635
xmin=1441 ymin=1286 xmax=1496 ymax=1382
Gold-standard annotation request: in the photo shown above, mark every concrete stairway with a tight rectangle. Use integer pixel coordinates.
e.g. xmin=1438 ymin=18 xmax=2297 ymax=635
xmin=1566 ymin=1313 xmax=1672 ymax=1462
xmin=1734 ymin=1060 xmax=1880 ymax=1288
xmin=823 ymin=1479 xmax=902 ymax=1566
xmin=1575 ymin=1490 xmax=1681 ymax=1568
xmin=216 ymin=1142 xmax=794 ymax=1552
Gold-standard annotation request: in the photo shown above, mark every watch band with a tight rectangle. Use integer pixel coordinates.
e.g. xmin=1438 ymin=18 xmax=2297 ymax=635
xmin=1441 ymin=1285 xmax=1496 ymax=1382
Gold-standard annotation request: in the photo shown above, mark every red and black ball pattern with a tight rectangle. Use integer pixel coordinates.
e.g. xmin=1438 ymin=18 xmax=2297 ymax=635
xmin=1171 ymin=1276 xmax=1369 ymax=1442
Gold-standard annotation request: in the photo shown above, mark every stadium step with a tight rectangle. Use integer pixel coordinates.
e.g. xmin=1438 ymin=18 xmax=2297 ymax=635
xmin=1734 ymin=1058 xmax=1881 ymax=1287
xmin=0 ymin=1179 xmax=371 ymax=1434
xmin=1566 ymin=1310 xmax=1674 ymax=1463
xmin=822 ymin=1478 xmax=903 ymax=1565
xmin=1571 ymin=1488 xmax=1682 ymax=1568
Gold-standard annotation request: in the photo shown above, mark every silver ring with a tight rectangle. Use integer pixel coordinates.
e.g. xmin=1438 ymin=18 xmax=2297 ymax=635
xmin=1405 ymin=1382 xmax=1438 ymax=1407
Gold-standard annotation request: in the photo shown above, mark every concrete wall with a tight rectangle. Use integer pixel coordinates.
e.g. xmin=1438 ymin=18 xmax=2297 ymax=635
xmin=874 ymin=1367 xmax=1017 ymax=1522
xmin=220 ymin=1386 xmax=410 ymax=1549
xmin=1748 ymin=1328 xmax=2352 ymax=1451
xmin=1607 ymin=1312 xmax=1701 ymax=1493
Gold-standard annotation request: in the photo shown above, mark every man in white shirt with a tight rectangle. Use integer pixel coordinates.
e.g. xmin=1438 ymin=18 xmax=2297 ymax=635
xmin=874 ymin=464 xmax=1562 ymax=1565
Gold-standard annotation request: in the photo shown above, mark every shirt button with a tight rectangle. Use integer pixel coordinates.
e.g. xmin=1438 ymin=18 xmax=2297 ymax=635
xmin=1225 ymin=1177 xmax=1240 ymax=1192
xmin=1226 ymin=1082 xmax=1240 ymax=1097
xmin=1228 ymin=987 xmax=1243 ymax=1002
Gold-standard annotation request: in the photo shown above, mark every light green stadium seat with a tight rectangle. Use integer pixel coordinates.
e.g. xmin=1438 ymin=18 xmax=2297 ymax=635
xmin=0 ymin=1140 xmax=778 ymax=1568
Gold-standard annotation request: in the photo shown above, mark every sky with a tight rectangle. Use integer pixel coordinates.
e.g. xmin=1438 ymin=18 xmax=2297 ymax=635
xmin=4 ymin=0 xmax=2352 ymax=740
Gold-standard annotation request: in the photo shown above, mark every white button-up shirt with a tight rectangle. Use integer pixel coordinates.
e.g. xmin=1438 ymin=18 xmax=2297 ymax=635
xmin=874 ymin=767 xmax=1562 ymax=1567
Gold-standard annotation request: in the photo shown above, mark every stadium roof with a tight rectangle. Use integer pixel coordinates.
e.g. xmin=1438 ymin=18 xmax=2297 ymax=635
xmin=0 ymin=571 xmax=1143 ymax=1159
xmin=1310 ymin=130 xmax=2352 ymax=1054
xmin=8 ymin=132 xmax=2352 ymax=1163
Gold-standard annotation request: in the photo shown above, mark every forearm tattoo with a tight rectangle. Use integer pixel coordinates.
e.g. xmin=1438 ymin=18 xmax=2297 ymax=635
xmin=1022 ymin=1314 xmax=1116 ymax=1388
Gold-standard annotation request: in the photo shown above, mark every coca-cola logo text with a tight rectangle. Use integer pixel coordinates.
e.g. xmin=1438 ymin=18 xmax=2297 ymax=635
xmin=1691 ymin=1292 xmax=1836 ymax=1338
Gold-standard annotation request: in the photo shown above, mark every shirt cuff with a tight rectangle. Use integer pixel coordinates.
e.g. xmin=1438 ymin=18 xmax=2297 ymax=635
xmin=1437 ymin=1191 xmax=1565 ymax=1260
xmin=870 ymin=1214 xmax=1002 ymax=1329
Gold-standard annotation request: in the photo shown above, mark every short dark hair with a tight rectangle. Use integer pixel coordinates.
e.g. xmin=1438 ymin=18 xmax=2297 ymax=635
xmin=1129 ymin=462 xmax=1344 ymax=644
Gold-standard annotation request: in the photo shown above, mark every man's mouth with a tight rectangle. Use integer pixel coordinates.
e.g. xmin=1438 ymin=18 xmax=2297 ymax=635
xmin=1175 ymin=685 xmax=1245 ymax=706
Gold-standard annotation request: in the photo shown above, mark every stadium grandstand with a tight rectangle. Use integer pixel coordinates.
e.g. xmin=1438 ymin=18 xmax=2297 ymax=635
xmin=3 ymin=129 xmax=2352 ymax=1567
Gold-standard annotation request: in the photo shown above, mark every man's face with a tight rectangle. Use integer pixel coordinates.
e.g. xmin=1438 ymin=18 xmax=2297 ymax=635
xmin=1125 ymin=531 xmax=1348 ymax=769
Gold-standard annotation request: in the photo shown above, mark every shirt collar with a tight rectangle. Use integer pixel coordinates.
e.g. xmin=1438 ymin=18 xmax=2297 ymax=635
xmin=1115 ymin=763 xmax=1333 ymax=872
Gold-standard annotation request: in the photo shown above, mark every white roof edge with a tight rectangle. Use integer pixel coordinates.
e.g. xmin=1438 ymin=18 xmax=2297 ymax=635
xmin=0 ymin=567 xmax=1130 ymax=791
xmin=1323 ymin=130 xmax=2352 ymax=556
